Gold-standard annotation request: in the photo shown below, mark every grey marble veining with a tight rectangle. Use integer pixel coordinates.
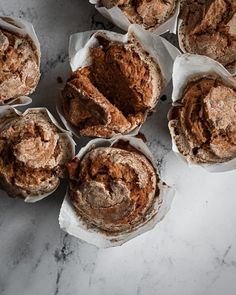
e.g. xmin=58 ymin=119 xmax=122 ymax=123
xmin=0 ymin=1 xmax=236 ymax=295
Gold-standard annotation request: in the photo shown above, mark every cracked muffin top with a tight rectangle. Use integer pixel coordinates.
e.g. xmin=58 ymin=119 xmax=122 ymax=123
xmin=179 ymin=0 xmax=236 ymax=71
xmin=67 ymin=141 xmax=159 ymax=233
xmin=0 ymin=109 xmax=74 ymax=199
xmin=100 ymin=0 xmax=178 ymax=30
xmin=0 ymin=24 xmax=40 ymax=103
xmin=168 ymin=76 xmax=236 ymax=164
xmin=62 ymin=34 xmax=162 ymax=138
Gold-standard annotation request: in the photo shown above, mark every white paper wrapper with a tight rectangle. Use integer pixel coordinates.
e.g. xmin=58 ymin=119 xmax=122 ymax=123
xmin=4 ymin=96 xmax=32 ymax=108
xmin=0 ymin=105 xmax=76 ymax=203
xmin=170 ymin=53 xmax=236 ymax=173
xmin=58 ymin=24 xmax=180 ymax=139
xmin=0 ymin=16 xmax=41 ymax=107
xmin=89 ymin=0 xmax=180 ymax=35
xmin=59 ymin=135 xmax=175 ymax=248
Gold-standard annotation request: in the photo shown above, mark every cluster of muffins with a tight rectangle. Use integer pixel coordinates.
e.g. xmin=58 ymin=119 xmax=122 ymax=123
xmin=59 ymin=25 xmax=176 ymax=246
xmin=0 ymin=15 xmax=175 ymax=247
xmin=2 ymin=0 xmax=236 ymax=247
xmin=0 ymin=17 xmax=75 ymax=201
xmin=91 ymin=0 xmax=236 ymax=71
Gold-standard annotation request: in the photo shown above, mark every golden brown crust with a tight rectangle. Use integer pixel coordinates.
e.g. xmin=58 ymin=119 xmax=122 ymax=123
xmin=179 ymin=0 xmax=236 ymax=69
xmin=68 ymin=143 xmax=159 ymax=233
xmin=169 ymin=76 xmax=236 ymax=163
xmin=0 ymin=109 xmax=73 ymax=199
xmin=101 ymin=0 xmax=178 ymax=30
xmin=63 ymin=67 xmax=131 ymax=138
xmin=62 ymin=34 xmax=162 ymax=138
xmin=0 ymin=28 xmax=40 ymax=103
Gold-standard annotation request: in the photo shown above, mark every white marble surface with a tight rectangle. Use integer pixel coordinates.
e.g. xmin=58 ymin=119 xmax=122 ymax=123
xmin=0 ymin=1 xmax=236 ymax=295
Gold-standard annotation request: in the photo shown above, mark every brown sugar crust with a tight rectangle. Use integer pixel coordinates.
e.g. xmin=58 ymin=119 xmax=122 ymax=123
xmin=62 ymin=34 xmax=162 ymax=138
xmin=0 ymin=27 xmax=40 ymax=103
xmin=179 ymin=0 xmax=236 ymax=69
xmin=0 ymin=110 xmax=73 ymax=198
xmin=168 ymin=76 xmax=236 ymax=164
xmin=101 ymin=0 xmax=178 ymax=30
xmin=68 ymin=144 xmax=159 ymax=233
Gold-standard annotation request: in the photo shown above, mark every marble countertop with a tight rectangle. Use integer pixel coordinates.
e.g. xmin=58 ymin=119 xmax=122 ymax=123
xmin=0 ymin=1 xmax=236 ymax=295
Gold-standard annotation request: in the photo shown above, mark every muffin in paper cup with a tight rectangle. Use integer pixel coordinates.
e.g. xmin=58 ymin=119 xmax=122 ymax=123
xmin=168 ymin=53 xmax=236 ymax=172
xmin=178 ymin=0 xmax=236 ymax=74
xmin=59 ymin=136 xmax=175 ymax=248
xmin=0 ymin=16 xmax=41 ymax=105
xmin=0 ymin=106 xmax=75 ymax=202
xmin=89 ymin=0 xmax=180 ymax=35
xmin=58 ymin=24 xmax=180 ymax=139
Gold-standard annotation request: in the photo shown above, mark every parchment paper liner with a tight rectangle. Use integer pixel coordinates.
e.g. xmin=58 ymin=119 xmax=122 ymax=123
xmin=59 ymin=135 xmax=175 ymax=248
xmin=57 ymin=24 xmax=180 ymax=139
xmin=89 ymin=0 xmax=180 ymax=35
xmin=0 ymin=105 xmax=76 ymax=203
xmin=170 ymin=53 xmax=236 ymax=173
xmin=0 ymin=16 xmax=40 ymax=107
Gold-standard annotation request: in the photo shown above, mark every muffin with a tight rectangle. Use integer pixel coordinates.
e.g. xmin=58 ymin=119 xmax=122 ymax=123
xmin=169 ymin=75 xmax=236 ymax=164
xmin=99 ymin=0 xmax=179 ymax=31
xmin=179 ymin=0 xmax=236 ymax=71
xmin=0 ymin=17 xmax=40 ymax=103
xmin=67 ymin=140 xmax=163 ymax=234
xmin=0 ymin=108 xmax=74 ymax=200
xmin=62 ymin=32 xmax=163 ymax=138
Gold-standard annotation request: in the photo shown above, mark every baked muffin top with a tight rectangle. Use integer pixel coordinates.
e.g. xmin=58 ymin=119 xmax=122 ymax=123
xmin=179 ymin=0 xmax=236 ymax=70
xmin=0 ymin=27 xmax=40 ymax=103
xmin=101 ymin=0 xmax=178 ymax=30
xmin=62 ymin=34 xmax=162 ymax=138
xmin=0 ymin=109 xmax=74 ymax=198
xmin=68 ymin=142 xmax=159 ymax=233
xmin=169 ymin=76 xmax=236 ymax=163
